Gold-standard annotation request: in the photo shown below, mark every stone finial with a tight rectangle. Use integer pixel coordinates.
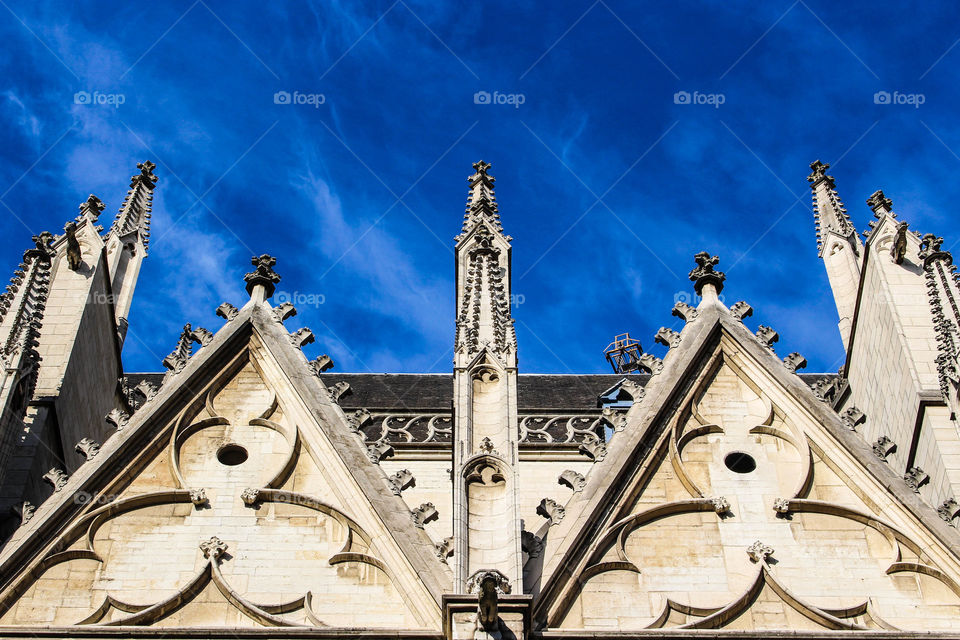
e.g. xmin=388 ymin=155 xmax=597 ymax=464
xmin=938 ymin=498 xmax=960 ymax=523
xmin=711 ymin=496 xmax=730 ymax=515
xmin=891 ymin=221 xmax=909 ymax=265
xmin=783 ymin=352 xmax=807 ymax=373
xmin=522 ymin=530 xmax=544 ymax=558
xmin=478 ymin=437 xmax=499 ymax=456
xmin=43 ymin=468 xmax=68 ymax=492
xmin=329 ymin=381 xmax=351 ymax=402
xmin=688 ymin=251 xmax=725 ymax=295
xmin=919 ymin=233 xmax=949 ymax=269
xmin=841 ymin=406 xmax=866 ymax=430
xmin=63 ymin=222 xmax=82 ymax=271
xmin=387 ymin=469 xmax=415 ymax=495
xmin=672 ymin=301 xmax=699 ymax=323
xmin=79 ymin=194 xmax=105 ymax=220
xmin=200 ymin=536 xmax=227 ymax=560
xmin=904 ymin=467 xmax=929 ymax=493
xmin=872 ymin=436 xmax=896 ymax=460
xmin=411 ymin=502 xmax=438 ymax=528
xmin=747 ymin=540 xmax=774 ymax=563
xmin=730 ymin=301 xmax=753 ymax=320
xmin=106 ymin=407 xmax=130 ymax=431
xmin=75 ymin=438 xmax=100 ymax=460
xmin=807 ymin=160 xmax=833 ymax=187
xmin=579 ymin=433 xmax=607 ymax=462
xmin=366 ymin=440 xmax=394 ymax=463
xmin=773 ymin=498 xmax=790 ymax=515
xmin=558 ymin=469 xmax=586 ymax=492
xmin=536 ymin=498 xmax=565 ymax=525
xmin=272 ymin=302 xmax=297 ymax=323
xmin=244 ymin=254 xmax=281 ymax=299
xmin=189 ymin=488 xmax=208 ymax=506
xmin=308 ymin=355 xmax=334 ymax=375
xmin=216 ymin=302 xmax=239 ymax=321
xmin=12 ymin=501 xmax=34 ymax=525
xmin=867 ymin=189 xmax=894 ymax=217
xmin=654 ymin=327 xmax=681 ymax=349
xmin=288 ymin=327 xmax=315 ymax=349
xmin=436 ymin=536 xmax=454 ymax=562
xmin=755 ymin=325 xmax=779 ymax=349
xmin=137 ymin=160 xmax=158 ymax=184
xmin=241 ymin=488 xmax=260 ymax=505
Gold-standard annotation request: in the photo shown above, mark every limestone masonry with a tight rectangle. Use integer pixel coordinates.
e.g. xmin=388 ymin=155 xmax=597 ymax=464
xmin=0 ymin=159 xmax=959 ymax=638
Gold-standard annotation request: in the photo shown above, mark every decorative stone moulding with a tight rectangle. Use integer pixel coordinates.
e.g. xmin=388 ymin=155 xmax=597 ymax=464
xmin=366 ymin=440 xmax=394 ymax=464
xmin=578 ymin=433 xmax=607 ymax=462
xmin=105 ymin=408 xmax=130 ymax=431
xmin=308 ymin=355 xmax=334 ymax=375
xmin=558 ymin=469 xmax=586 ymax=492
xmin=272 ymin=301 xmax=297 ymax=323
xmin=938 ymin=498 xmax=960 ymax=523
xmin=904 ymin=467 xmax=929 ymax=493
xmin=411 ymin=502 xmax=438 ymax=528
xmin=872 ymin=436 xmax=896 ymax=461
xmin=747 ymin=540 xmax=774 ymax=563
xmin=240 ymin=488 xmax=260 ymax=505
xmin=329 ymin=381 xmax=351 ymax=402
xmin=436 ymin=536 xmax=454 ymax=562
xmin=216 ymin=302 xmax=239 ymax=320
xmin=387 ymin=469 xmax=415 ymax=495
xmin=288 ymin=327 xmax=315 ymax=349
xmin=654 ymin=327 xmax=681 ymax=349
xmin=75 ymin=438 xmax=100 ymax=460
xmin=12 ymin=501 xmax=34 ymax=525
xmin=756 ymin=325 xmax=779 ymax=349
xmin=783 ymin=352 xmax=807 ymax=373
xmin=841 ymin=406 xmax=866 ymax=430
xmin=711 ymin=496 xmax=730 ymax=515
xmin=672 ymin=301 xmax=698 ymax=323
xmin=537 ymin=498 xmax=565 ymax=525
xmin=189 ymin=488 xmax=208 ymax=506
xmin=773 ymin=498 xmax=790 ymax=515
xmin=730 ymin=301 xmax=753 ymax=320
xmin=200 ymin=536 xmax=228 ymax=561
xmin=43 ymin=468 xmax=68 ymax=492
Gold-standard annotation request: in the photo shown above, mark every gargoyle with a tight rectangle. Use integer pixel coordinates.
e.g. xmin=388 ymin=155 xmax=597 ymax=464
xmin=64 ymin=222 xmax=82 ymax=270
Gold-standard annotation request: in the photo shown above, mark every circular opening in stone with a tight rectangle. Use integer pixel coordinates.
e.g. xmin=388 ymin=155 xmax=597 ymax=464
xmin=217 ymin=443 xmax=248 ymax=466
xmin=724 ymin=451 xmax=756 ymax=474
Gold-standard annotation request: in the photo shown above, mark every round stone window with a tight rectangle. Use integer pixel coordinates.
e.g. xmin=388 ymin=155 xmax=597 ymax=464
xmin=724 ymin=451 xmax=756 ymax=474
xmin=217 ymin=443 xmax=248 ymax=466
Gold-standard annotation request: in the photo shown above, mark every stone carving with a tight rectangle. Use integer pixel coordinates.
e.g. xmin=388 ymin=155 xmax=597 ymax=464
xmin=639 ymin=352 xmax=663 ymax=375
xmin=436 ymin=536 xmax=454 ymax=563
xmin=654 ymin=327 xmax=681 ymax=349
xmin=730 ymin=301 xmax=753 ymax=320
xmin=465 ymin=569 xmax=511 ymax=595
xmin=747 ymin=540 xmax=774 ymax=563
xmin=478 ymin=437 xmax=499 ymax=456
xmin=12 ymin=501 xmax=34 ymax=525
xmin=244 ymin=254 xmax=281 ymax=298
xmin=79 ymin=194 xmax=105 ymax=220
xmin=536 ymin=498 xmax=565 ymax=525
xmin=272 ymin=302 xmax=297 ymax=323
xmin=891 ymin=221 xmax=909 ymax=265
xmin=216 ymin=302 xmax=239 ymax=321
xmin=867 ymin=189 xmax=894 ymax=216
xmin=578 ymin=433 xmax=607 ymax=462
xmin=618 ymin=379 xmax=645 ymax=402
xmin=358 ymin=413 xmax=452 ymax=444
xmin=110 ymin=161 xmax=156 ymax=248
xmin=688 ymin=251 xmax=725 ymax=294
xmin=520 ymin=415 xmax=607 ymax=445
xmin=521 ymin=530 xmax=544 ymax=558
xmin=811 ymin=376 xmax=845 ymax=404
xmin=672 ymin=301 xmax=698 ymax=323
xmin=387 ymin=469 xmax=415 ymax=495
xmin=190 ymin=326 xmax=214 ymax=347
xmin=841 ymin=406 xmax=866 ymax=430
xmin=241 ymin=488 xmax=260 ymax=505
xmin=756 ymin=325 xmax=779 ymax=349
xmin=308 ymin=354 xmax=334 ymax=375
xmin=105 ymin=407 xmax=130 ymax=431
xmin=601 ymin=407 xmax=627 ymax=432
xmin=904 ymin=467 xmax=929 ymax=493
xmin=162 ymin=324 xmax=195 ymax=375
xmin=807 ymin=160 xmax=833 ymax=186
xmin=711 ymin=496 xmax=730 ymax=515
xmin=63 ymin=222 xmax=82 ymax=270
xmin=773 ymin=498 xmax=790 ymax=515
xmin=558 ymin=469 xmax=587 ymax=492
xmin=411 ymin=502 xmax=438 ymax=528
xmin=783 ymin=352 xmax=807 ymax=373
xmin=348 ymin=408 xmax=372 ymax=432
xmin=872 ymin=436 xmax=896 ymax=461
xmin=329 ymin=381 xmax=351 ymax=402
xmin=200 ymin=536 xmax=227 ymax=560
xmin=75 ymin=438 xmax=100 ymax=460
xmin=43 ymin=468 xmax=68 ymax=492
xmin=288 ymin=327 xmax=315 ymax=349
xmin=938 ymin=498 xmax=960 ymax=523
xmin=366 ymin=440 xmax=394 ymax=464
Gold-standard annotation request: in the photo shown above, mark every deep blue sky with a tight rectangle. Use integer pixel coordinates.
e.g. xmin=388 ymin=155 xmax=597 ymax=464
xmin=1 ymin=1 xmax=959 ymax=375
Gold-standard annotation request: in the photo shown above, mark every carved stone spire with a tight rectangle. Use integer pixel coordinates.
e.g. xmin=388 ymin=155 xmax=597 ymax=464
xmin=109 ymin=161 xmax=156 ymax=249
xmin=244 ymin=254 xmax=281 ymax=302
xmin=459 ymin=160 xmax=504 ymax=238
xmin=808 ymin=159 xmax=862 ymax=349
xmin=918 ymin=233 xmax=960 ymax=412
xmin=688 ymin=251 xmax=725 ymax=296
xmin=867 ymin=189 xmax=894 ymax=218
